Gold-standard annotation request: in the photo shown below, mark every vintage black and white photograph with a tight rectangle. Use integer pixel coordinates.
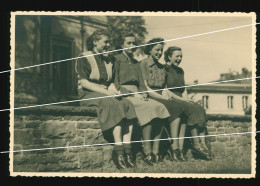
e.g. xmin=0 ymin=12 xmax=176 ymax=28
xmin=9 ymin=12 xmax=256 ymax=178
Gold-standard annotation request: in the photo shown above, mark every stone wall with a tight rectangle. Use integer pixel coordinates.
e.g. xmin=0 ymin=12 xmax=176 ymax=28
xmin=12 ymin=106 xmax=252 ymax=172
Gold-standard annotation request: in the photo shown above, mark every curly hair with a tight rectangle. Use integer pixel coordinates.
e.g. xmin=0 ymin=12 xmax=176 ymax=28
xmin=164 ymin=46 xmax=182 ymax=62
xmin=86 ymin=29 xmax=110 ymax=51
xmin=144 ymin=38 xmax=164 ymax=55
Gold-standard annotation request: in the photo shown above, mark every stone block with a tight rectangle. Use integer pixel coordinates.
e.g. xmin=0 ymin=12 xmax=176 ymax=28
xmin=77 ymin=121 xmax=100 ymax=129
xmin=42 ymin=121 xmax=77 ymax=139
xmin=24 ymin=121 xmax=42 ymax=128
xmin=225 ymin=141 xmax=237 ymax=148
xmin=207 ymin=136 xmax=216 ymax=142
xmin=14 ymin=121 xmax=24 ymax=129
xmin=79 ymin=148 xmax=103 ymax=169
xmin=63 ymin=115 xmax=98 ymax=121
xmin=216 ymin=128 xmax=225 ymax=133
xmin=230 ymin=136 xmax=236 ymax=142
xmin=207 ymin=121 xmax=214 ymax=127
xmin=32 ymin=138 xmax=50 ymax=145
xmin=225 ymin=128 xmax=238 ymax=134
xmin=77 ymin=130 xmax=85 ymax=137
xmin=51 ymin=139 xmax=67 ymax=147
xmin=84 ymin=129 xmax=106 ymax=145
xmin=32 ymin=129 xmax=42 ymax=138
xmin=23 ymin=144 xmax=51 ymax=155
xmin=14 ymin=129 xmax=33 ymax=145
xmin=217 ymin=136 xmax=230 ymax=142
xmin=236 ymin=136 xmax=249 ymax=147
xmin=237 ymin=127 xmax=248 ymax=133
xmin=207 ymin=127 xmax=216 ymax=133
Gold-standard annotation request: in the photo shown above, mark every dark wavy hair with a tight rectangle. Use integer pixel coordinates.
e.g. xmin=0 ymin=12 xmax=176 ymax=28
xmin=118 ymin=32 xmax=136 ymax=46
xmin=164 ymin=46 xmax=182 ymax=62
xmin=86 ymin=29 xmax=110 ymax=51
xmin=144 ymin=38 xmax=164 ymax=55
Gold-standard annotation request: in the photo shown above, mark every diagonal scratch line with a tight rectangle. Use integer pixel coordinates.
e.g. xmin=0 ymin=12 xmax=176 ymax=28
xmin=2 ymin=22 xmax=259 ymax=74
xmin=1 ymin=131 xmax=258 ymax=154
xmin=1 ymin=76 xmax=256 ymax=112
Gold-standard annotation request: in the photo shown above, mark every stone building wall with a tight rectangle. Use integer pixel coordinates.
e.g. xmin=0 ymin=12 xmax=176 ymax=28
xmin=12 ymin=106 xmax=252 ymax=172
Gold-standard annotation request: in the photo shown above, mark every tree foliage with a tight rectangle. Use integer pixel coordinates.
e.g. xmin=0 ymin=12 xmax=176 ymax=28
xmin=106 ymin=16 xmax=148 ymax=52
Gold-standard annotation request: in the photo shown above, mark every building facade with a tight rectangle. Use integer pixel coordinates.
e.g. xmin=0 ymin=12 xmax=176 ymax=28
xmin=15 ymin=15 xmax=108 ymax=106
xmin=187 ymin=83 xmax=252 ymax=115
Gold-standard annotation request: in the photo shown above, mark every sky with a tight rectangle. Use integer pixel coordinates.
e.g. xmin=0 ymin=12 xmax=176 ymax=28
xmin=141 ymin=16 xmax=253 ymax=84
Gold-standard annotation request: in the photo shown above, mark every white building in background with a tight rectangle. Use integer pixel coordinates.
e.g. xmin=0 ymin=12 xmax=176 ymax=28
xmin=187 ymin=83 xmax=252 ymax=115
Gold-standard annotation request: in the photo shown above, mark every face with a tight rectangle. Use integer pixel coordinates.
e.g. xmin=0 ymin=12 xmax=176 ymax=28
xmin=122 ymin=36 xmax=136 ymax=55
xmin=93 ymin=35 xmax=110 ymax=53
xmin=169 ymin=50 xmax=182 ymax=66
xmin=150 ymin=44 xmax=164 ymax=61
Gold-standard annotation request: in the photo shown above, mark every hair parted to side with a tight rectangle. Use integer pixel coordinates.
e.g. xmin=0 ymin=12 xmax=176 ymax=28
xmin=86 ymin=29 xmax=110 ymax=51
xmin=144 ymin=37 xmax=164 ymax=55
xmin=164 ymin=46 xmax=182 ymax=62
xmin=115 ymin=32 xmax=136 ymax=50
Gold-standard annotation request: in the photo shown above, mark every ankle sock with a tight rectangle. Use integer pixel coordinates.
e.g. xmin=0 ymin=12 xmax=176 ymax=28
xmin=114 ymin=145 xmax=124 ymax=155
xmin=123 ymin=144 xmax=132 ymax=154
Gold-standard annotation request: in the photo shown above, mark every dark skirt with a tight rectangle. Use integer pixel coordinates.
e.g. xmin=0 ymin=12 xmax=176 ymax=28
xmin=80 ymin=92 xmax=136 ymax=132
xmin=151 ymin=97 xmax=207 ymax=127
xmin=180 ymin=102 xmax=207 ymax=127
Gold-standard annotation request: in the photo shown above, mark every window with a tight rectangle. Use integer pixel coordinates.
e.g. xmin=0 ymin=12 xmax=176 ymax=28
xmin=202 ymin=96 xmax=209 ymax=109
xmin=227 ymin=96 xmax=234 ymax=109
xmin=242 ymin=96 xmax=248 ymax=109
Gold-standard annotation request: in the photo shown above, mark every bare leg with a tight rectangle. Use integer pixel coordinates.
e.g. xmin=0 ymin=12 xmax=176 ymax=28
xmin=142 ymin=124 xmax=152 ymax=154
xmin=179 ymin=123 xmax=187 ymax=150
xmin=123 ymin=124 xmax=133 ymax=143
xmin=198 ymin=127 xmax=206 ymax=145
xmin=190 ymin=126 xmax=200 ymax=148
xmin=169 ymin=118 xmax=181 ymax=150
xmin=152 ymin=123 xmax=163 ymax=154
xmin=113 ymin=125 xmax=123 ymax=145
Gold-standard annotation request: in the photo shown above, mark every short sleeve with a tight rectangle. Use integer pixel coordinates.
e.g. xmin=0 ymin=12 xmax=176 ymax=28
xmin=113 ymin=58 xmax=121 ymax=91
xmin=138 ymin=63 xmax=147 ymax=92
xmin=139 ymin=60 xmax=147 ymax=81
xmin=76 ymin=55 xmax=91 ymax=80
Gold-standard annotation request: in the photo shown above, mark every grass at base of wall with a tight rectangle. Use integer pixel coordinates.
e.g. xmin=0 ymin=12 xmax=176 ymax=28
xmin=100 ymin=150 xmax=251 ymax=174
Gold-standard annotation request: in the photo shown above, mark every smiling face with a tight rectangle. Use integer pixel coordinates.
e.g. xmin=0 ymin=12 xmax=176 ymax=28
xmin=150 ymin=44 xmax=164 ymax=61
xmin=122 ymin=36 xmax=136 ymax=55
xmin=93 ymin=35 xmax=110 ymax=53
xmin=169 ymin=50 xmax=183 ymax=66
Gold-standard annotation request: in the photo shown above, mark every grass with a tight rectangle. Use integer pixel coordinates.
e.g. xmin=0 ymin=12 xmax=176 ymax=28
xmin=102 ymin=151 xmax=251 ymax=174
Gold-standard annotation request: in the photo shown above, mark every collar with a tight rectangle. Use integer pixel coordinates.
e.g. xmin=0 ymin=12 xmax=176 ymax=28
xmin=146 ymin=55 xmax=156 ymax=67
xmin=117 ymin=52 xmax=137 ymax=63
xmin=146 ymin=55 xmax=165 ymax=68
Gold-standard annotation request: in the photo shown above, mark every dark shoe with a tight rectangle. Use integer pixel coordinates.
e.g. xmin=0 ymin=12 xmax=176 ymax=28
xmin=200 ymin=144 xmax=212 ymax=160
xmin=179 ymin=150 xmax=187 ymax=162
xmin=152 ymin=153 xmax=163 ymax=163
xmin=141 ymin=151 xmax=154 ymax=166
xmin=169 ymin=148 xmax=182 ymax=162
xmin=191 ymin=145 xmax=211 ymax=160
xmin=125 ymin=153 xmax=136 ymax=168
xmin=112 ymin=150 xmax=127 ymax=169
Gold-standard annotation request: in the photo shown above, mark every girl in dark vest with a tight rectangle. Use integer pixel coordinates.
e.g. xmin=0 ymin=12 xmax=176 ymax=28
xmin=163 ymin=46 xmax=211 ymax=160
xmin=75 ymin=30 xmax=137 ymax=169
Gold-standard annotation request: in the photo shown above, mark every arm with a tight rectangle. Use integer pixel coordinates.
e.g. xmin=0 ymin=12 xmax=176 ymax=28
xmin=80 ymin=79 xmax=115 ymax=96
